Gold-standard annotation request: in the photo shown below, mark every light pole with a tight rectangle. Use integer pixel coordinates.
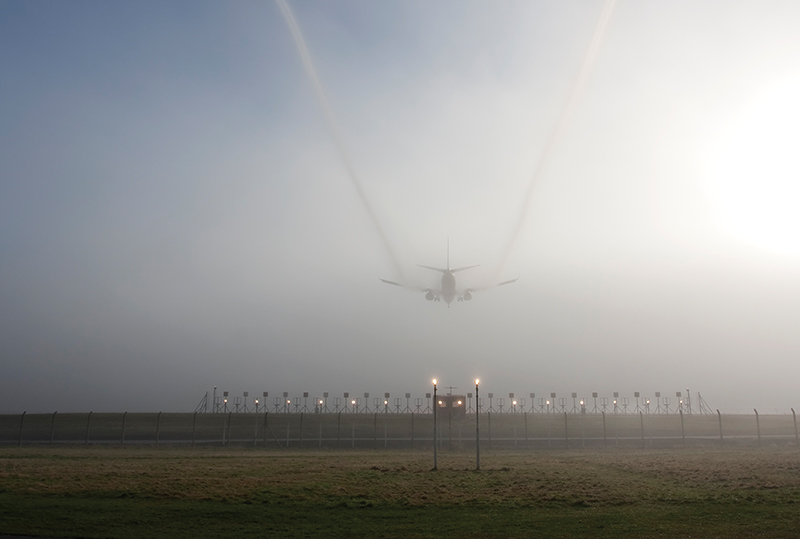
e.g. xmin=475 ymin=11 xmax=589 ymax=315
xmin=475 ymin=379 xmax=480 ymax=471
xmin=433 ymin=379 xmax=438 ymax=471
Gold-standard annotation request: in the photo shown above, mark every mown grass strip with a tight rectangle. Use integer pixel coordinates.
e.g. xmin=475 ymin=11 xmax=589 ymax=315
xmin=2 ymin=447 xmax=800 ymax=538
xmin=2 ymin=493 xmax=800 ymax=538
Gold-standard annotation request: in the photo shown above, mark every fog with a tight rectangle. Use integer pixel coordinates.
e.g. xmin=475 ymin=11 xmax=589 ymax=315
xmin=2 ymin=1 xmax=800 ymax=413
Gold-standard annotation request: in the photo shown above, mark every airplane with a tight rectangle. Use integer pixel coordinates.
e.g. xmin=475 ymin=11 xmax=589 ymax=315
xmin=380 ymin=239 xmax=517 ymax=306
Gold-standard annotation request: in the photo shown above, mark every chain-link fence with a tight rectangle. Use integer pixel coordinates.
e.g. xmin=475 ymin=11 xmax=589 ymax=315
xmin=1 ymin=410 xmax=797 ymax=449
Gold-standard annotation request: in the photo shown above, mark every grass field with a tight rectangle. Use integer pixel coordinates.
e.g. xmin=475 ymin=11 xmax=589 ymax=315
xmin=2 ymin=446 xmax=800 ymax=538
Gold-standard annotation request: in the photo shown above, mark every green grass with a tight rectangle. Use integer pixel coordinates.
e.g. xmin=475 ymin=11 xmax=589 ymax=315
xmin=2 ymin=446 xmax=800 ymax=538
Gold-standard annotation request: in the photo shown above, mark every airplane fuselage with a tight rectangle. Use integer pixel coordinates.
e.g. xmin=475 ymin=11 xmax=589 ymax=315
xmin=441 ymin=271 xmax=457 ymax=305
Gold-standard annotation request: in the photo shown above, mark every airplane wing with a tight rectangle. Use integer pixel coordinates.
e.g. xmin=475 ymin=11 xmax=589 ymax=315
xmin=457 ymin=276 xmax=518 ymax=301
xmin=379 ymin=278 xmax=430 ymax=292
xmin=380 ymin=278 xmax=443 ymax=301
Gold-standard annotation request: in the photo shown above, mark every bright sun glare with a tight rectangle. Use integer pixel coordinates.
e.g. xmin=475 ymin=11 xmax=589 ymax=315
xmin=708 ymin=77 xmax=800 ymax=257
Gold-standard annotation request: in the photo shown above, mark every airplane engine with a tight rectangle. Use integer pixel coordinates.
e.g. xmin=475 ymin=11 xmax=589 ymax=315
xmin=463 ymin=291 xmax=472 ymax=301
xmin=425 ymin=291 xmax=434 ymax=301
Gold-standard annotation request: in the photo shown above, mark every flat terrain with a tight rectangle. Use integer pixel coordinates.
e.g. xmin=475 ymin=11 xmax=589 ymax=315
xmin=2 ymin=446 xmax=800 ymax=538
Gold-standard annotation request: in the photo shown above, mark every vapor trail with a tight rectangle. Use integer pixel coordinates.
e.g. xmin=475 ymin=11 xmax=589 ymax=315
xmin=276 ymin=0 xmax=406 ymax=280
xmin=496 ymin=0 xmax=618 ymax=277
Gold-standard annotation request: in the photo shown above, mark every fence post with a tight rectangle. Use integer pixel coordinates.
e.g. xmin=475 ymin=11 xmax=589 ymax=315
xmin=411 ymin=412 xmax=414 ymax=449
xmin=227 ymin=412 xmax=232 ymax=446
xmin=121 ymin=412 xmax=127 ymax=445
xmin=319 ymin=416 xmax=322 ymax=448
xmin=754 ymin=409 xmax=761 ymax=447
xmin=581 ymin=410 xmax=586 ymax=448
xmin=337 ymin=412 xmax=341 ymax=449
xmin=524 ymin=412 xmax=529 ymax=448
xmin=18 ymin=411 xmax=25 ymax=446
xmin=564 ymin=412 xmax=568 ymax=449
xmin=680 ymin=410 xmax=685 ymax=448
xmin=351 ymin=422 xmax=355 ymax=449
xmin=384 ymin=420 xmax=388 ymax=449
xmin=253 ymin=413 xmax=259 ymax=447
xmin=85 ymin=412 xmax=92 ymax=445
xmin=488 ymin=411 xmax=492 ymax=449
xmin=374 ymin=413 xmax=378 ymax=450
xmin=602 ymin=411 xmax=606 ymax=448
xmin=156 ymin=411 xmax=162 ymax=446
xmin=639 ymin=411 xmax=644 ymax=449
xmin=717 ymin=409 xmax=723 ymax=444
xmin=192 ymin=412 xmax=197 ymax=447
xmin=299 ymin=413 xmax=304 ymax=449
xmin=546 ymin=411 xmax=551 ymax=448
xmin=50 ymin=411 xmax=57 ymax=446
xmin=792 ymin=408 xmax=798 ymax=444
xmin=264 ymin=412 xmax=269 ymax=448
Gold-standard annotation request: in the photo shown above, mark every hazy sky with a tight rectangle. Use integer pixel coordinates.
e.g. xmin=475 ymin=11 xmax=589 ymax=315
xmin=3 ymin=1 xmax=800 ymax=413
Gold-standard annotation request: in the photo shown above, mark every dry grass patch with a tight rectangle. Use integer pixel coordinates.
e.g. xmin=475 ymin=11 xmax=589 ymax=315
xmin=3 ymin=446 xmax=800 ymax=538
xmin=3 ymin=446 xmax=800 ymax=506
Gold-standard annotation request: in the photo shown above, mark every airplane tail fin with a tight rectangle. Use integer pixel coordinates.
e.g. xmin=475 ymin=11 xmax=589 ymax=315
xmin=422 ymin=237 xmax=478 ymax=273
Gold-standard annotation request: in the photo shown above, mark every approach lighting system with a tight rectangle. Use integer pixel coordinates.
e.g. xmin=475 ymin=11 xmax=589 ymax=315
xmin=475 ymin=378 xmax=481 ymax=470
xmin=433 ymin=378 xmax=439 ymax=470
